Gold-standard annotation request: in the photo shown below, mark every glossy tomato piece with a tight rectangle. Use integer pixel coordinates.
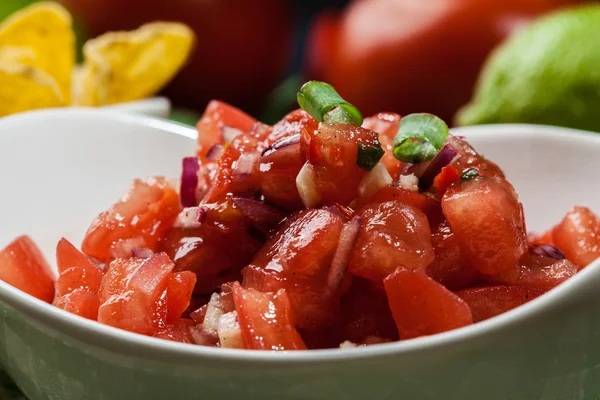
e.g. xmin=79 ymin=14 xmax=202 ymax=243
xmin=196 ymin=100 xmax=256 ymax=162
xmin=97 ymin=253 xmax=174 ymax=335
xmin=517 ymin=254 xmax=577 ymax=292
xmin=53 ymin=289 xmax=100 ymax=320
xmin=338 ymin=278 xmax=398 ymax=343
xmin=384 ymin=268 xmax=473 ymax=339
xmin=232 ymin=282 xmax=306 ymax=350
xmin=55 ymin=238 xmax=103 ymax=296
xmin=0 ymin=236 xmax=55 ymax=303
xmin=166 ymin=271 xmax=197 ymax=322
xmin=349 ymin=201 xmax=434 ymax=282
xmin=161 ymin=198 xmax=262 ymax=294
xmin=357 ymin=185 xmax=444 ymax=228
xmin=302 ymin=123 xmax=381 ymax=205
xmin=456 ymin=285 xmax=544 ymax=323
xmin=447 ymin=135 xmax=504 ymax=178
xmin=82 ymin=177 xmax=181 ymax=262
xmin=202 ymin=130 xmax=264 ymax=203
xmin=441 ymin=177 xmax=527 ymax=278
xmin=362 ymin=112 xmax=403 ymax=179
xmin=259 ymin=110 xmax=316 ymax=210
xmin=553 ymin=207 xmax=600 ymax=268
xmin=242 ymin=208 xmax=345 ymax=330
xmin=426 ymin=222 xmax=481 ymax=291
xmin=154 ymin=319 xmax=195 ymax=343
xmin=528 ymin=229 xmax=555 ymax=246
xmin=433 ymin=166 xmax=460 ymax=197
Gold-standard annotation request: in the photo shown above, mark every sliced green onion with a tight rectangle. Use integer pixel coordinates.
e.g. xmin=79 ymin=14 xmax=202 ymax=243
xmin=357 ymin=143 xmax=385 ymax=171
xmin=461 ymin=168 xmax=479 ymax=180
xmin=393 ymin=113 xmax=449 ymax=163
xmin=297 ymin=81 xmax=363 ymax=126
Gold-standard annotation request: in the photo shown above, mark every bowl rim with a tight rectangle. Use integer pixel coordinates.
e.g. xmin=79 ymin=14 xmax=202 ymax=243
xmin=0 ymin=107 xmax=599 ymax=365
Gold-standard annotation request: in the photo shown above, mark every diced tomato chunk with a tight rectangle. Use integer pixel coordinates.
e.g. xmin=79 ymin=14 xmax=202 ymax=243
xmin=154 ymin=319 xmax=196 ymax=343
xmin=53 ymin=289 xmax=100 ymax=320
xmin=160 ymin=198 xmax=262 ymax=294
xmin=433 ymin=166 xmax=460 ymax=197
xmin=338 ymin=278 xmax=398 ymax=343
xmin=517 ymin=254 xmax=578 ymax=292
xmin=196 ymin=100 xmax=256 ymax=162
xmin=259 ymin=112 xmax=309 ymax=209
xmin=232 ymin=282 xmax=306 ymax=350
xmin=426 ymin=222 xmax=480 ymax=290
xmin=243 ymin=208 xmax=345 ymax=330
xmin=55 ymin=238 xmax=103 ymax=296
xmin=447 ymin=135 xmax=505 ymax=178
xmin=82 ymin=177 xmax=181 ymax=262
xmin=356 ymin=186 xmax=444 ymax=228
xmin=302 ymin=123 xmax=381 ymax=205
xmin=456 ymin=286 xmax=544 ymax=323
xmin=553 ymin=207 xmax=600 ymax=268
xmin=362 ymin=112 xmax=403 ymax=179
xmin=349 ymin=201 xmax=434 ymax=283
xmin=0 ymin=236 xmax=55 ymax=303
xmin=441 ymin=177 xmax=527 ymax=278
xmin=528 ymin=230 xmax=554 ymax=246
xmin=97 ymin=253 xmax=174 ymax=335
xmin=384 ymin=268 xmax=473 ymax=339
xmin=166 ymin=271 xmax=197 ymax=321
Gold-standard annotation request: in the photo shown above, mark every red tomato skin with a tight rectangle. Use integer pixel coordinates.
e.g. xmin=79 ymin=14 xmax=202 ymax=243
xmin=433 ymin=166 xmax=460 ymax=197
xmin=97 ymin=253 xmax=174 ymax=335
xmin=82 ymin=177 xmax=181 ymax=263
xmin=232 ymin=282 xmax=306 ymax=351
xmin=259 ymin=110 xmax=316 ymax=210
xmin=349 ymin=201 xmax=435 ymax=283
xmin=426 ymin=222 xmax=481 ymax=291
xmin=242 ymin=208 xmax=345 ymax=330
xmin=362 ymin=112 xmax=403 ymax=179
xmin=517 ymin=255 xmax=577 ymax=292
xmin=196 ymin=100 xmax=256 ymax=162
xmin=302 ymin=123 xmax=381 ymax=206
xmin=441 ymin=177 xmax=527 ymax=277
xmin=0 ymin=236 xmax=55 ymax=303
xmin=53 ymin=289 xmax=100 ymax=320
xmin=166 ymin=271 xmax=197 ymax=322
xmin=339 ymin=278 xmax=398 ymax=343
xmin=553 ymin=207 xmax=600 ymax=268
xmin=55 ymin=266 xmax=103 ymax=297
xmin=447 ymin=135 xmax=505 ymax=178
xmin=384 ymin=268 xmax=473 ymax=339
xmin=160 ymin=198 xmax=262 ymax=294
xmin=154 ymin=319 xmax=196 ymax=344
xmin=356 ymin=186 xmax=444 ymax=229
xmin=456 ymin=285 xmax=544 ymax=323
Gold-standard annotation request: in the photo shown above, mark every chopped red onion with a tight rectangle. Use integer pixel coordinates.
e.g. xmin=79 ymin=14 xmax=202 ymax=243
xmin=262 ymin=133 xmax=301 ymax=157
xmin=296 ymin=162 xmax=321 ymax=208
xmin=173 ymin=206 xmax=207 ymax=229
xmin=205 ymin=144 xmax=225 ymax=161
xmin=530 ymin=245 xmax=566 ymax=260
xmin=180 ymin=157 xmax=200 ymax=207
xmin=221 ymin=126 xmax=243 ymax=144
xmin=232 ymin=197 xmax=285 ymax=233
xmin=232 ymin=152 xmax=260 ymax=177
xmin=131 ymin=248 xmax=154 ymax=259
xmin=418 ymin=144 xmax=459 ymax=189
xmin=327 ymin=216 xmax=361 ymax=293
xmin=110 ymin=237 xmax=146 ymax=259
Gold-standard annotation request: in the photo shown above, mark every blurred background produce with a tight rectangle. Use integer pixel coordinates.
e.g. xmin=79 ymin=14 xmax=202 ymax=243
xmin=0 ymin=0 xmax=598 ymax=127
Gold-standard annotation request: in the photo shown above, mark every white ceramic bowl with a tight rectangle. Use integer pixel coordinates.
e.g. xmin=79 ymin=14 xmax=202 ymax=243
xmin=0 ymin=109 xmax=599 ymax=400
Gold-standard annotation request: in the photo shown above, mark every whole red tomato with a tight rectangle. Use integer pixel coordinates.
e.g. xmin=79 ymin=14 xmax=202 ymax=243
xmin=306 ymin=0 xmax=588 ymax=123
xmin=61 ymin=0 xmax=293 ymax=113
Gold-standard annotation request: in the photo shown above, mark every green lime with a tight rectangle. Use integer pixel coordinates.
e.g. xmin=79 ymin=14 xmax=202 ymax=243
xmin=456 ymin=5 xmax=600 ymax=132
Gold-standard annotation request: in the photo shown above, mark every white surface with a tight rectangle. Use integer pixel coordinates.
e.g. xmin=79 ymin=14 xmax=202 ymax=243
xmin=0 ymin=109 xmax=599 ymax=363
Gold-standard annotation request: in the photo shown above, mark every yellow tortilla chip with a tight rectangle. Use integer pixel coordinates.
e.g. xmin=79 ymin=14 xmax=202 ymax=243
xmin=0 ymin=2 xmax=75 ymax=101
xmin=0 ymin=62 xmax=64 ymax=117
xmin=76 ymin=22 xmax=195 ymax=106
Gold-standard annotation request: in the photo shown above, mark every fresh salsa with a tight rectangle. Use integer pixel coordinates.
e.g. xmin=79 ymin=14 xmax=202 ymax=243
xmin=1 ymin=81 xmax=599 ymax=350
